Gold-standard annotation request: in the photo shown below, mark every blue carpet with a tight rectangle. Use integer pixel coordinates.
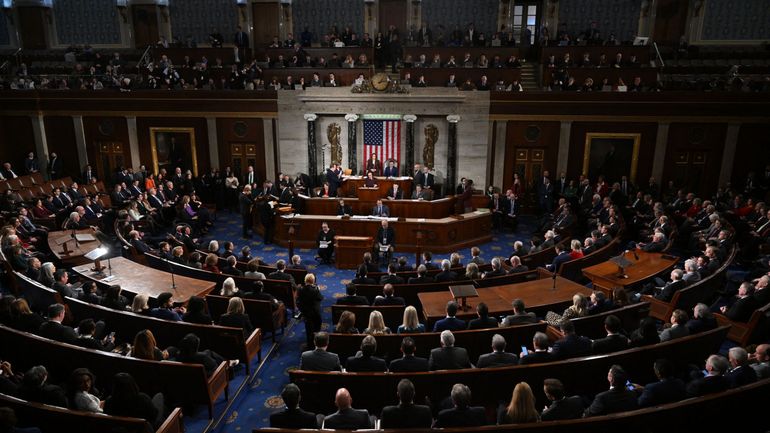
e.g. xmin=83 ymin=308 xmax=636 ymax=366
xmin=182 ymin=212 xmax=538 ymax=433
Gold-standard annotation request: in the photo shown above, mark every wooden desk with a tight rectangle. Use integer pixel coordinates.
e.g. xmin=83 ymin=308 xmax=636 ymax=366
xmin=357 ymin=187 xmax=381 ymax=202
xmin=418 ymin=274 xmax=591 ymax=327
xmin=72 ymin=257 xmax=216 ymax=304
xmin=48 ymin=228 xmax=100 ymax=267
xmin=300 ymin=196 xmax=456 ymax=219
xmin=270 ymin=211 xmax=492 ymax=253
xmin=340 ymin=177 xmax=413 ymax=197
xmin=334 ymin=235 xmax=373 ymax=269
xmin=582 ymin=250 xmax=678 ymax=298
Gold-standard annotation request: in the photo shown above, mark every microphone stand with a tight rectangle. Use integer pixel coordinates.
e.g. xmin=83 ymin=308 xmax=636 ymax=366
xmin=164 ymin=256 xmax=177 ymax=290
xmin=552 ymin=271 xmax=557 ymax=291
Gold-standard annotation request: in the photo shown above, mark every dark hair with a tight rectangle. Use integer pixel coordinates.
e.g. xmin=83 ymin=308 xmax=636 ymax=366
xmin=604 ymin=315 xmax=622 ymax=333
xmin=446 ymin=301 xmax=458 ymax=317
xmin=346 ymin=283 xmax=357 ymax=296
xmin=559 ymin=319 xmax=575 ymax=334
xmin=82 ymin=281 xmax=96 ymax=294
xmin=186 ymin=296 xmax=206 ymax=315
xmin=111 ymin=373 xmax=141 ymax=401
xmin=47 ymin=303 xmax=65 ymax=319
xmin=654 ymin=358 xmax=673 ymax=378
xmin=157 ymin=292 xmax=173 ymax=306
xmin=178 ymin=333 xmax=201 ymax=357
xmin=512 ymin=298 xmax=525 ymax=312
xmin=543 ymin=378 xmax=565 ymax=400
xmin=397 ymin=379 xmax=416 ymax=404
xmin=608 ymin=364 xmax=627 ymax=385
xmin=356 ymin=265 xmax=367 ymax=278
xmin=361 ymin=335 xmax=377 ymax=356
xmin=252 ymin=280 xmax=264 ymax=293
xmin=281 ymin=383 xmax=301 ymax=409
xmin=314 ymin=331 xmax=329 ymax=348
xmin=77 ymin=318 xmax=96 ymax=336
xmin=477 ymin=302 xmax=489 ymax=318
xmin=401 ymin=337 xmax=416 ymax=355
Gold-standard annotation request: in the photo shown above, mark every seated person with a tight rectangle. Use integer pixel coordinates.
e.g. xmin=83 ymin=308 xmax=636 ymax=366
xmin=501 ymin=298 xmax=538 ymax=326
xmin=322 ymin=388 xmax=373 ymax=430
xmin=337 ymin=283 xmax=370 ymax=305
xmin=408 ymin=264 xmax=434 ymax=284
xmin=389 ymin=337 xmax=429 ymax=372
xmin=270 ymin=383 xmax=318 ymax=429
xmin=380 ymin=379 xmax=433 ymax=428
xmin=591 ymin=315 xmax=630 ymax=354
xmin=379 ymin=264 xmax=405 ymax=285
xmin=316 ymin=222 xmax=335 ymax=264
xmin=351 ymin=266 xmax=376 ymax=285
xmin=334 ymin=310 xmax=359 ymax=334
xmin=386 ymin=183 xmax=403 ymax=200
xmin=429 ymin=330 xmax=472 ymax=370
xmin=412 ymin=184 xmax=430 ymax=200
xmin=435 ymin=259 xmax=458 ymax=282
xmin=584 ymin=365 xmax=639 ymax=416
xmin=519 ymin=332 xmax=555 ymax=365
xmin=467 ymin=302 xmax=499 ymax=330
xmin=637 ymin=359 xmax=686 ymax=408
xmin=373 ymin=283 xmax=405 ymax=305
xmin=345 ymin=335 xmax=387 ymax=372
xmin=477 ymin=334 xmax=518 ymax=367
xmin=397 ymin=305 xmax=425 ymax=334
xmin=497 ymin=382 xmax=539 ymax=424
xmin=541 ymin=378 xmax=585 ymax=421
xmin=372 ymin=199 xmax=390 ymax=217
xmin=433 ymin=301 xmax=466 ymax=332
xmin=434 ymin=383 xmax=487 ymax=427
xmin=299 ymin=332 xmax=342 ymax=371
xmin=363 ymin=310 xmax=391 ymax=334
xmin=374 ymin=220 xmax=395 ymax=263
xmin=686 ymin=354 xmax=730 ymax=397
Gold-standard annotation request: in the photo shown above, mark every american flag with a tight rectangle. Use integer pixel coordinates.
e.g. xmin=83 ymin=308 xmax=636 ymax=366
xmin=363 ymin=119 xmax=401 ymax=170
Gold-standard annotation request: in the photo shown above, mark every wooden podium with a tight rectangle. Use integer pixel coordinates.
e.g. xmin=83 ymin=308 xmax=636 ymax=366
xmin=334 ymin=235 xmax=373 ymax=269
xmin=357 ymin=187 xmax=381 ymax=202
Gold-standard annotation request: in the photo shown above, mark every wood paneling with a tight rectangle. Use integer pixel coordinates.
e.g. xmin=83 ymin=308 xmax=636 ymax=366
xmin=653 ymin=0 xmax=690 ymax=45
xmin=43 ymin=116 xmax=79 ymax=179
xmin=136 ymin=117 xmax=210 ymax=175
xmin=731 ymin=123 xmax=770 ymax=188
xmin=0 ymin=116 xmax=35 ymax=170
xmin=503 ymin=121 xmax=560 ymax=190
xmin=567 ymin=122 xmax=657 ymax=185
xmin=216 ymin=118 xmax=266 ymax=180
xmin=252 ymin=2 xmax=280 ymax=46
xmin=378 ymin=0 xmax=407 ymax=34
xmin=663 ymin=123 xmax=726 ymax=198
xmin=82 ymin=116 xmax=130 ymax=181
xmin=17 ymin=7 xmax=48 ymax=49
xmin=131 ymin=4 xmax=160 ymax=49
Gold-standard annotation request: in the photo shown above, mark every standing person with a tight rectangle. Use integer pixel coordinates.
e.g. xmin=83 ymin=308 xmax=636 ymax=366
xmin=260 ymin=198 xmax=277 ymax=244
xmin=48 ymin=152 xmax=62 ymax=179
xmin=317 ymin=221 xmax=335 ymax=264
xmin=239 ymin=185 xmax=254 ymax=239
xmin=297 ymin=273 xmax=323 ymax=348
xmin=225 ymin=170 xmax=240 ymax=212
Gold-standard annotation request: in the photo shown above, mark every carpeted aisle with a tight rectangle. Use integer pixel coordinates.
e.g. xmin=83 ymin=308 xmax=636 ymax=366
xmin=185 ymin=212 xmax=537 ymax=433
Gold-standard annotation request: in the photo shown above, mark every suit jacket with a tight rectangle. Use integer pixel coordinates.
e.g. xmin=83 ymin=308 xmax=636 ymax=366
xmin=637 ymin=378 xmax=686 ymax=407
xmin=323 ymin=408 xmax=372 ymax=430
xmin=591 ymin=334 xmax=629 ymax=354
xmin=501 ymin=312 xmax=538 ymax=326
xmin=434 ymin=406 xmax=487 ymax=428
xmin=541 ymin=396 xmax=585 ymax=421
xmin=345 ymin=354 xmax=387 ymax=372
xmin=519 ymin=350 xmax=556 ymax=365
xmin=435 ymin=270 xmax=458 ymax=282
xmin=655 ymin=279 xmax=686 ymax=302
xmin=408 ymin=275 xmax=434 ymax=284
xmin=386 ymin=188 xmax=403 ymax=199
xmin=337 ymin=204 xmax=353 ymax=215
xmin=380 ymin=403 xmax=433 ymax=428
xmin=336 ymin=295 xmax=369 ymax=305
xmin=372 ymin=204 xmax=390 ymax=217
xmin=433 ymin=317 xmax=466 ymax=332
xmin=585 ymin=387 xmax=638 ymax=416
xmin=549 ymin=252 xmax=572 ymax=272
xmin=270 ymin=407 xmax=318 ymax=429
xmin=508 ymin=265 xmax=530 ymax=274
xmin=686 ymin=374 xmax=729 ymax=397
xmin=642 ymin=240 xmax=666 ymax=253
xmin=429 ymin=346 xmax=472 ymax=370
xmin=268 ymin=270 xmax=295 ymax=285
xmin=383 ymin=166 xmax=399 ymax=177
xmin=551 ymin=333 xmax=593 ymax=360
xmin=725 ymin=365 xmax=758 ymax=387
xmin=467 ymin=316 xmax=499 ymax=330
xmin=379 ymin=274 xmax=404 ymax=285
xmin=365 ymin=159 xmax=382 ymax=176
xmin=389 ymin=355 xmax=429 ymax=372
xmin=299 ymin=349 xmax=341 ymax=371
xmin=38 ymin=320 xmax=78 ymax=344
xmin=659 ymin=324 xmax=689 ymax=342
xmin=477 ymin=351 xmax=518 ymax=368
xmin=419 ymin=173 xmax=435 ymax=188
xmin=373 ymin=295 xmax=405 ymax=306
xmin=725 ymin=296 xmax=759 ymax=322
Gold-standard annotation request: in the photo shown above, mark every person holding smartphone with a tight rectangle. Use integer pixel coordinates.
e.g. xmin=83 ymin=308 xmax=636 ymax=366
xmin=584 ymin=365 xmax=639 ymax=416
xmin=519 ymin=332 xmax=555 ymax=365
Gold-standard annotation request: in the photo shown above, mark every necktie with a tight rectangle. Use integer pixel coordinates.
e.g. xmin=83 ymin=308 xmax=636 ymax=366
xmin=378 ymin=206 xmax=382 ymax=215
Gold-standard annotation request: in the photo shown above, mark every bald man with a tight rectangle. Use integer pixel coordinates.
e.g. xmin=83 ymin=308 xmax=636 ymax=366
xmin=322 ymin=388 xmax=372 ymax=429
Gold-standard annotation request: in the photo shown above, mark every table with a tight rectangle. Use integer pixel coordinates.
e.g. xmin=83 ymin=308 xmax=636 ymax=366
xmin=334 ymin=236 xmax=373 ymax=269
xmin=340 ymin=177 xmax=413 ymax=197
xmin=72 ymin=257 xmax=216 ymax=304
xmin=581 ymin=250 xmax=678 ymax=298
xmin=300 ymin=196 xmax=456 ymax=219
xmin=49 ymin=228 xmax=100 ymax=267
xmin=418 ymin=275 xmax=591 ymax=326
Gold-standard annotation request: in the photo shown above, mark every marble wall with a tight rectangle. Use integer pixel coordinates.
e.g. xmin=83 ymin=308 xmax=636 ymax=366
xmin=276 ymin=88 xmax=490 ymax=192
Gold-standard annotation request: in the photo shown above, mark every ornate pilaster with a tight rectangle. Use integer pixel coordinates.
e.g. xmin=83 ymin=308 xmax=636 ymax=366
xmin=345 ymin=114 xmax=359 ymax=173
xmin=304 ymin=113 xmax=318 ymax=184
xmin=446 ymin=115 xmax=460 ymax=193
xmin=403 ymin=114 xmax=417 ymax=176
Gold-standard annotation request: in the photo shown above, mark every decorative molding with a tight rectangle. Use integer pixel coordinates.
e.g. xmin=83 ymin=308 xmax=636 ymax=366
xmin=446 ymin=115 xmax=461 ymax=123
xmin=303 ymin=113 xmax=318 ymax=121
xmin=344 ymin=113 xmax=359 ymax=122
xmin=403 ymin=114 xmax=417 ymax=123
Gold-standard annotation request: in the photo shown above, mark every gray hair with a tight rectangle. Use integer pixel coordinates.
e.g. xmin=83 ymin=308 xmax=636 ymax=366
xmin=684 ymin=259 xmax=697 ymax=272
xmin=728 ymin=347 xmax=749 ymax=365
xmin=693 ymin=303 xmax=709 ymax=318
xmin=491 ymin=257 xmax=501 ymax=269
xmin=533 ymin=331 xmax=549 ymax=349
xmin=671 ymin=269 xmax=684 ymax=280
xmin=440 ymin=330 xmax=455 ymax=347
xmin=208 ymin=240 xmax=219 ymax=252
xmin=491 ymin=334 xmax=506 ymax=351
xmin=441 ymin=259 xmax=451 ymax=271
xmin=706 ymin=354 xmax=729 ymax=374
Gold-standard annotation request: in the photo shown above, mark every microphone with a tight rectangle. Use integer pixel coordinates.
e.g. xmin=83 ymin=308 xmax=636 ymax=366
xmin=552 ymin=271 xmax=557 ymax=290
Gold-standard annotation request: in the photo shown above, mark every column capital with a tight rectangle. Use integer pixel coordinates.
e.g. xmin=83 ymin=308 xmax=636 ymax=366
xmin=345 ymin=114 xmax=359 ymax=122
xmin=303 ymin=113 xmax=318 ymax=122
xmin=446 ymin=115 xmax=461 ymax=123
xmin=403 ymin=114 xmax=417 ymax=123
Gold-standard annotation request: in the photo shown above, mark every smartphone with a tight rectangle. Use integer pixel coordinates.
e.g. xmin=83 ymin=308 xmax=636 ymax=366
xmin=702 ymin=369 xmax=708 ymax=377
xmin=625 ymin=380 xmax=634 ymax=391
xmin=521 ymin=345 xmax=529 ymax=356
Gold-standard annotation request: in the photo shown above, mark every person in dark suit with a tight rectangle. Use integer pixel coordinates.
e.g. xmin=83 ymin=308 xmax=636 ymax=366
xmin=584 ymin=365 xmax=639 ymax=416
xmin=325 ymin=163 xmax=342 ymax=197
xmin=371 ymin=199 xmax=390 ymax=217
xmin=483 ymin=257 xmax=507 ymax=278
xmin=17 ymin=365 xmax=68 ymax=408
xmin=299 ymin=332 xmax=342 ymax=371
xmin=322 ymin=388 xmax=372 ymax=430
xmin=434 ymin=383 xmax=487 ymax=427
xmin=239 ymin=185 xmax=254 ymax=238
xmin=345 ymin=335 xmax=387 ymax=372
xmin=477 ymin=334 xmax=518 ymax=367
xmin=351 ymin=266 xmax=377 ymax=285
xmin=51 ymin=269 xmax=78 ymax=298
xmin=652 ymin=269 xmax=686 ymax=302
xmin=270 ymin=384 xmax=318 ymax=429
xmin=467 ymin=302 xmax=499 ymax=330
xmin=659 ymin=309 xmax=690 ymax=342
xmin=267 ymin=260 xmax=296 ymax=285
xmin=433 ymin=301 xmax=466 ymax=332
xmin=336 ymin=199 xmax=353 ymax=216
xmin=547 ymin=244 xmax=573 ymax=273
xmin=591 ymin=315 xmax=630 ymax=355
xmin=380 ymin=379 xmax=433 ymax=428
xmin=48 ymin=152 xmax=62 ymax=180
xmin=365 ymin=153 xmax=382 ymax=176
xmin=74 ymin=318 xmax=115 ymax=352
xmin=259 ymin=199 xmax=277 ymax=244
xmin=429 ymin=330 xmax=472 ymax=370
xmin=408 ymin=265 xmax=434 ymax=284
xmin=541 ymin=378 xmax=585 ymax=421
xmin=519 ymin=332 xmax=556 ymax=365
xmin=412 ymin=164 xmax=425 ymax=188
xmin=508 ymin=255 xmax=529 ymax=274
xmin=550 ymin=319 xmax=592 ymax=360
xmin=725 ymin=347 xmax=758 ymax=388
xmin=501 ymin=299 xmax=538 ymax=326
xmin=386 ymin=183 xmax=403 ymax=200
xmin=435 ymin=259 xmax=458 ymax=282
xmin=720 ymin=282 xmax=759 ymax=322
xmin=383 ymin=160 xmax=399 ymax=178
xmin=25 ymin=152 xmax=40 ymax=175
xmin=297 ymin=274 xmax=322 ymax=348
xmin=538 ymin=176 xmax=554 ymax=214
xmin=418 ymin=166 xmax=435 ymax=190
xmin=375 ymin=220 xmax=396 ymax=264
xmin=637 ymin=359 xmax=686 ymax=407
xmin=37 ymin=304 xmax=78 ymax=344
xmin=389 ymin=337 xmax=430 ymax=372
xmin=316 ymin=222 xmax=335 ymax=264
xmin=420 ymin=251 xmax=438 ymax=271
xmin=336 ymin=284 xmax=370 ymax=306
xmin=687 ymin=354 xmax=730 ymax=397
xmin=588 ymin=290 xmax=613 ymax=315
xmin=373 ymin=283 xmax=405 ymax=306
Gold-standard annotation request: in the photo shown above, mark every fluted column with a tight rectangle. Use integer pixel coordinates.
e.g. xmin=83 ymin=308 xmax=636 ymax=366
xmin=403 ymin=114 xmax=417 ymax=176
xmin=345 ymin=114 xmax=359 ymax=173
xmin=446 ymin=115 xmax=460 ymax=193
xmin=304 ymin=113 xmax=318 ymax=185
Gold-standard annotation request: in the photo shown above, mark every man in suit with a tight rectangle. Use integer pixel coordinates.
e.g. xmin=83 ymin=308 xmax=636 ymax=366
xmin=546 ymin=244 xmax=573 ymax=274
xmin=411 ymin=184 xmax=430 ymax=200
xmin=375 ymin=219 xmax=395 ymax=264
xmin=508 ymin=255 xmax=529 ymax=274
xmin=591 ymin=315 xmax=630 ymax=354
xmin=412 ymin=164 xmax=425 ymax=187
xmin=467 ymin=302 xmax=499 ymax=330
xmin=584 ymin=365 xmax=639 ymax=416
xmin=419 ymin=166 xmax=434 ymax=190
xmin=325 ymin=163 xmax=342 ymax=196
xmin=322 ymin=388 xmax=372 ymax=429
xmin=483 ymin=257 xmax=507 ymax=278
xmin=541 ymin=378 xmax=585 ymax=421
xmin=373 ymin=283 xmax=405 ymax=306
xmin=687 ymin=354 xmax=730 ymax=397
xmin=379 ymin=266 xmax=405 ymax=285
xmin=389 ymin=337 xmax=429 ymax=372
xmin=371 ymin=199 xmax=390 ymax=217
xmin=47 ymin=152 xmax=62 ymax=179
xmin=408 ymin=265 xmax=434 ymax=284
xmin=501 ymin=299 xmax=538 ymax=326
xmin=239 ymin=185 xmax=254 ymax=238
xmin=17 ymin=365 xmax=68 ymax=408
xmin=725 ymin=346 xmax=758 ymax=387
xmin=24 ymin=152 xmax=40 ymax=174
xmin=654 ymin=269 xmax=686 ymax=302
xmin=380 ymin=379 xmax=433 ymax=428
xmin=383 ymin=160 xmax=399 ymax=178
xmin=489 ymin=191 xmax=508 ymax=230
xmin=299 ymin=332 xmax=342 ymax=371
xmin=434 ymin=383 xmax=487 ymax=427
xmin=270 ymin=384 xmax=318 ymax=429
xmin=720 ymin=282 xmax=759 ymax=322
xmin=751 ymin=344 xmax=770 ymax=379
xmin=51 ymin=270 xmax=78 ymax=298
xmin=351 ymin=266 xmax=376 ymax=286
xmin=477 ymin=334 xmax=518 ymax=367
xmin=429 ymin=330 xmax=472 ymax=370
xmin=386 ymin=183 xmax=403 ymax=200
xmin=538 ymin=175 xmax=554 ymax=214
xmin=345 ymin=335 xmax=387 ymax=372
xmin=316 ymin=222 xmax=335 ymax=264
xmin=149 ymin=292 xmax=185 ymax=321
xmin=519 ymin=332 xmax=555 ymax=365
xmin=433 ymin=301 xmax=466 ymax=332
xmin=435 ymin=259 xmax=458 ymax=282
xmin=551 ymin=319 xmax=592 ymax=360
xmin=37 ymin=304 xmax=78 ymax=344
xmin=267 ymin=260 xmax=296 ymax=286
xmin=0 ymin=162 xmax=18 ymax=179
xmin=637 ymin=358 xmax=686 ymax=407
xmin=659 ymin=309 xmax=690 ymax=342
